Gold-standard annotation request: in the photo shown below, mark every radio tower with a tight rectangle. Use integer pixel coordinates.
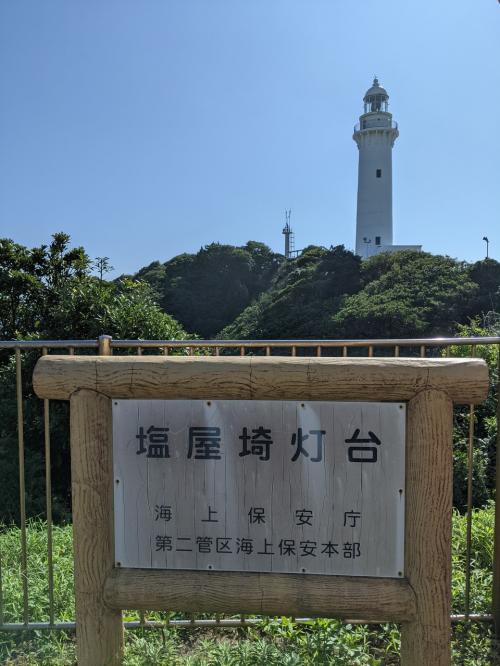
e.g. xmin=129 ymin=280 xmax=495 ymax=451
xmin=282 ymin=209 xmax=295 ymax=259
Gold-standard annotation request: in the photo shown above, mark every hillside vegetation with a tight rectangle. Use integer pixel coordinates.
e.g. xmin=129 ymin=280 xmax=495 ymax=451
xmin=133 ymin=241 xmax=282 ymax=338
xmin=220 ymin=246 xmax=500 ymax=340
xmin=1 ymin=235 xmax=500 ymax=663
xmin=0 ymin=233 xmax=189 ymax=523
xmin=1 ymin=234 xmax=499 ymax=522
xmin=134 ymin=242 xmax=500 ymax=340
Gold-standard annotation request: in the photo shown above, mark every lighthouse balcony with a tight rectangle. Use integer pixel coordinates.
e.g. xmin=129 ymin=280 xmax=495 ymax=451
xmin=354 ymin=119 xmax=398 ymax=132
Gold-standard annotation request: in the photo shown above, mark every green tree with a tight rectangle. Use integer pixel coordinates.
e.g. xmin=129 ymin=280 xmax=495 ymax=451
xmin=94 ymin=256 xmax=114 ymax=281
xmin=467 ymin=259 xmax=500 ymax=316
xmin=0 ymin=233 xmax=89 ymax=339
xmin=44 ymin=276 xmax=186 ymax=341
xmin=135 ymin=242 xmax=282 ymax=337
xmin=221 ymin=245 xmax=362 ymax=339
xmin=134 ymin=260 xmax=166 ymax=299
xmin=330 ymin=251 xmax=478 ymax=338
xmin=223 ymin=248 xmax=486 ymax=341
xmin=0 ymin=234 xmax=189 ymax=522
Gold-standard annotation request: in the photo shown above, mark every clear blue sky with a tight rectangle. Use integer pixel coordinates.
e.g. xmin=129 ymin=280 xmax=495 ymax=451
xmin=1 ymin=1 xmax=499 ymax=276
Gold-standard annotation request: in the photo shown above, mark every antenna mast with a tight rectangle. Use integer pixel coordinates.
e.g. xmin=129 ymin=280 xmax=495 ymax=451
xmin=282 ymin=209 xmax=295 ymax=259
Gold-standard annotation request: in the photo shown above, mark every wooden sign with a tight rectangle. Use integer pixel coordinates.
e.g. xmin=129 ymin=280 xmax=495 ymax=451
xmin=33 ymin=354 xmax=490 ymax=666
xmin=113 ymin=399 xmax=405 ymax=577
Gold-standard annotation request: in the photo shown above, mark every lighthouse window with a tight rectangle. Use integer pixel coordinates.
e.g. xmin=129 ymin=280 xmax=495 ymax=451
xmin=375 ymin=236 xmax=381 ymax=246
xmin=376 ymin=169 xmax=382 ymax=178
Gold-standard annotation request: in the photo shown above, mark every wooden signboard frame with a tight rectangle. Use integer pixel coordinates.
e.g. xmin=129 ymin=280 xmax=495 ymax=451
xmin=33 ymin=355 xmax=489 ymax=666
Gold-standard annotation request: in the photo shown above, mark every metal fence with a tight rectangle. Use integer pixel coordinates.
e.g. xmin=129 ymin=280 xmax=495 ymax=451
xmin=1 ymin=335 xmax=499 ymax=634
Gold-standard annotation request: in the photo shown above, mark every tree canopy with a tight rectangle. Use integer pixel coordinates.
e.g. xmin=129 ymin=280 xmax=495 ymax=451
xmin=0 ymin=233 xmax=187 ymax=341
xmin=133 ymin=241 xmax=283 ymax=338
xmin=1 ymin=233 xmax=499 ymax=522
xmin=0 ymin=233 xmax=188 ymax=522
xmin=221 ymin=247 xmax=499 ymax=340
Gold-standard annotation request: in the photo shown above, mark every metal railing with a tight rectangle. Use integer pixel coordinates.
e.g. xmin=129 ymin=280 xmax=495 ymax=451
xmin=0 ymin=335 xmax=499 ymax=635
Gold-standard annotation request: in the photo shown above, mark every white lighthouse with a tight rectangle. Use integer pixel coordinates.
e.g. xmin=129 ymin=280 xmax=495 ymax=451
xmin=353 ymin=77 xmax=420 ymax=257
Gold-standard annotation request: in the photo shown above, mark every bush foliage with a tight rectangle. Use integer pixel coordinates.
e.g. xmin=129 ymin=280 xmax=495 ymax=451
xmin=220 ymin=247 xmax=500 ymax=340
xmin=2 ymin=235 xmax=500 ymax=519
xmin=133 ymin=241 xmax=282 ymax=338
xmin=0 ymin=234 xmax=189 ymax=522
xmin=0 ymin=507 xmax=497 ymax=664
xmin=1 ymin=235 xmax=500 ymax=662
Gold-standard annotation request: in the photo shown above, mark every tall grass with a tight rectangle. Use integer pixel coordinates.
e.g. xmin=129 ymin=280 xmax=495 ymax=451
xmin=0 ymin=506 xmax=498 ymax=665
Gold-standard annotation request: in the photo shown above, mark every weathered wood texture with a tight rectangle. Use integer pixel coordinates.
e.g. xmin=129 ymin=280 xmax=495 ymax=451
xmin=104 ymin=568 xmax=417 ymax=621
xmin=70 ymin=390 xmax=123 ymax=666
xmin=401 ymin=389 xmax=453 ymax=666
xmin=33 ymin=355 xmax=489 ymax=404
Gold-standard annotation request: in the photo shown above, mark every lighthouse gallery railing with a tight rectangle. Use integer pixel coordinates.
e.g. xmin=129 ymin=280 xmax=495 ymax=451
xmin=354 ymin=119 xmax=398 ymax=132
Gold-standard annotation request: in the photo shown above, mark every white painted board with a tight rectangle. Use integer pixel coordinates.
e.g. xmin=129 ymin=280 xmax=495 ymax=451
xmin=113 ymin=400 xmax=405 ymax=577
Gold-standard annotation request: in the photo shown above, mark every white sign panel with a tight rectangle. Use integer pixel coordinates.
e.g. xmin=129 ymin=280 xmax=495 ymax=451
xmin=113 ymin=400 xmax=405 ymax=578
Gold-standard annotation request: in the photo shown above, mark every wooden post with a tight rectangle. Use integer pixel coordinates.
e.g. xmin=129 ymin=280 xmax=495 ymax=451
xmin=401 ymin=389 xmax=453 ymax=666
xmin=70 ymin=389 xmax=123 ymax=666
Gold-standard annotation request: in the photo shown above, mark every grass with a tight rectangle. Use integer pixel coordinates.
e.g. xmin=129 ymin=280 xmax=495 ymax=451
xmin=0 ymin=505 xmax=499 ymax=665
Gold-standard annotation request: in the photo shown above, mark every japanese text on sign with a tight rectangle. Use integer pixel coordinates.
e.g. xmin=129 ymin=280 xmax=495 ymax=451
xmin=113 ymin=400 xmax=405 ymax=577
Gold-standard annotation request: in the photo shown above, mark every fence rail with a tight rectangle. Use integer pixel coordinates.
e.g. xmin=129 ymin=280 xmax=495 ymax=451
xmin=1 ymin=335 xmax=499 ymax=635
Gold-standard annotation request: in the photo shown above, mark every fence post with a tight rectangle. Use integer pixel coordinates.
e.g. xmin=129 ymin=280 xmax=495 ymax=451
xmin=75 ymin=334 xmax=120 ymax=664
xmin=70 ymin=389 xmax=123 ymax=665
xmin=98 ymin=334 xmax=112 ymax=356
xmin=493 ymin=346 xmax=500 ymax=638
xmin=400 ymin=388 xmax=453 ymax=666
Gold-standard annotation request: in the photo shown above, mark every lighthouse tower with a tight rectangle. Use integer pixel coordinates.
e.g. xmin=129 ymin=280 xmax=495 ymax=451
xmin=353 ymin=78 xmax=399 ymax=258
